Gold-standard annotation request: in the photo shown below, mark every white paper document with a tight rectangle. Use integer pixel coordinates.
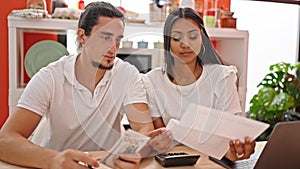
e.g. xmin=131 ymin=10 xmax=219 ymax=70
xmin=166 ymin=104 xmax=269 ymax=160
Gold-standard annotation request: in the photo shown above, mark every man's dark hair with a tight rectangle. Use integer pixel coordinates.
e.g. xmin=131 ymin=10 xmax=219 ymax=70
xmin=76 ymin=1 xmax=124 ymax=51
xmin=78 ymin=1 xmax=124 ymax=37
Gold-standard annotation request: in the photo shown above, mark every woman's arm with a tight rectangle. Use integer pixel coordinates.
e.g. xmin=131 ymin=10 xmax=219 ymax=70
xmin=152 ymin=117 xmax=165 ymax=129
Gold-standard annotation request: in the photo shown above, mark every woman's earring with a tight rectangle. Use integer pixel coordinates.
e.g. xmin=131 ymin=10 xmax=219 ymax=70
xmin=162 ymin=65 xmax=166 ymax=73
xmin=201 ymin=43 xmax=206 ymax=55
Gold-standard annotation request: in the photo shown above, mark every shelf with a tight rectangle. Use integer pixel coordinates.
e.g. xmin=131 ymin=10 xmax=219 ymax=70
xmin=8 ymin=16 xmax=78 ymax=30
xmin=8 ymin=16 xmax=249 ymax=113
xmin=207 ymin=28 xmax=249 ymax=39
xmin=7 ymin=16 xmax=248 ymax=39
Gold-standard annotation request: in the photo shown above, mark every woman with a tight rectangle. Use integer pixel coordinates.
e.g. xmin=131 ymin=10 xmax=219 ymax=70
xmin=143 ymin=7 xmax=255 ymax=162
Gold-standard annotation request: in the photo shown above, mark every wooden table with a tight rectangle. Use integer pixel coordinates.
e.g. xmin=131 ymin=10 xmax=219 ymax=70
xmin=0 ymin=142 xmax=266 ymax=169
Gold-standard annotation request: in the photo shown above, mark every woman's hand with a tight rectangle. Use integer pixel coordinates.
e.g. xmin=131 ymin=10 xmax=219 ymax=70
xmin=147 ymin=127 xmax=174 ymax=154
xmin=225 ymin=137 xmax=256 ymax=162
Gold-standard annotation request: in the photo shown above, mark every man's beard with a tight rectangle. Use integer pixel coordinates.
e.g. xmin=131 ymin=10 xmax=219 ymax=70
xmin=91 ymin=61 xmax=113 ymax=70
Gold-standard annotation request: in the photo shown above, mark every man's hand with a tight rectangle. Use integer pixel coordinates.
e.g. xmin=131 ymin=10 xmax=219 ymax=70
xmin=48 ymin=149 xmax=99 ymax=169
xmin=225 ymin=137 xmax=256 ymax=162
xmin=114 ymin=154 xmax=141 ymax=169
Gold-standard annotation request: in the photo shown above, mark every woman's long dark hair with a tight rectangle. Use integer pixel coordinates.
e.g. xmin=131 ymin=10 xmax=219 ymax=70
xmin=163 ymin=7 xmax=224 ymax=78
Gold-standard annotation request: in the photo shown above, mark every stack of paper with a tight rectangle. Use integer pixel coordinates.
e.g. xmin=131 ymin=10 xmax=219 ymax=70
xmin=166 ymin=104 xmax=269 ymax=159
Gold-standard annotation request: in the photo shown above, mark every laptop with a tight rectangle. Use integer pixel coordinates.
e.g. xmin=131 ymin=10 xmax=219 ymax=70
xmin=209 ymin=121 xmax=300 ymax=169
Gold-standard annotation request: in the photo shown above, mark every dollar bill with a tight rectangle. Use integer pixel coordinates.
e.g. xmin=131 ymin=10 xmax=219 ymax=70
xmin=99 ymin=129 xmax=150 ymax=168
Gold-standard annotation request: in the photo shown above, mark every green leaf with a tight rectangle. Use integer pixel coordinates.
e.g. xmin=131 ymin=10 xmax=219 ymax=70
xmin=269 ymin=62 xmax=291 ymax=73
xmin=295 ymin=66 xmax=300 ymax=81
xmin=257 ymin=87 xmax=276 ymax=106
xmin=286 ymin=81 xmax=300 ymax=106
xmin=268 ymin=92 xmax=295 ymax=112
xmin=258 ymin=72 xmax=285 ymax=89
xmin=249 ymin=87 xmax=276 ymax=122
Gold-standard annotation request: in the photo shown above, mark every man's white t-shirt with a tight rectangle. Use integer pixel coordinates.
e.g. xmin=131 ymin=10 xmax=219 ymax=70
xmin=143 ymin=64 xmax=242 ymax=125
xmin=17 ymin=54 xmax=147 ymax=151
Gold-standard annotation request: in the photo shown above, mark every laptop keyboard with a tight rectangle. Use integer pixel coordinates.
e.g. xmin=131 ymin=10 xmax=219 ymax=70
xmin=234 ymin=150 xmax=262 ymax=169
xmin=235 ymin=159 xmax=256 ymax=169
xmin=209 ymin=150 xmax=263 ymax=169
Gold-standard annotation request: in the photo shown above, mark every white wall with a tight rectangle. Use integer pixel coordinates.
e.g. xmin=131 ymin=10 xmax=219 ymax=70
xmin=66 ymin=0 xmax=121 ymax=8
xmin=66 ymin=0 xmax=149 ymax=12
xmin=231 ymin=0 xmax=300 ymax=111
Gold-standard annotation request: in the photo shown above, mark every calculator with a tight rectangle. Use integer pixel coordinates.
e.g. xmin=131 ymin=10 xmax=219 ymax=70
xmin=155 ymin=152 xmax=200 ymax=167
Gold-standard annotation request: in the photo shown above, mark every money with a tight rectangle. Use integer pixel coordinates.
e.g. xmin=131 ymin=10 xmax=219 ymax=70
xmin=99 ymin=129 xmax=150 ymax=168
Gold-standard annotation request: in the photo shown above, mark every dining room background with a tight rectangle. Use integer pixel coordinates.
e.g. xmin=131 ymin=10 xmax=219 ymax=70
xmin=0 ymin=0 xmax=299 ymax=128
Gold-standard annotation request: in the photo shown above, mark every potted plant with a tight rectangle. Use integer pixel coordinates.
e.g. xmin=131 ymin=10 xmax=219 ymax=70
xmin=247 ymin=62 xmax=300 ymax=140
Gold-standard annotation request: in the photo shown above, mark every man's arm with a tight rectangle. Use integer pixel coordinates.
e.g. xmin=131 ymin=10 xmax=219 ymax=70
xmin=124 ymin=103 xmax=154 ymax=134
xmin=0 ymin=107 xmax=98 ymax=169
xmin=0 ymin=107 xmax=56 ymax=168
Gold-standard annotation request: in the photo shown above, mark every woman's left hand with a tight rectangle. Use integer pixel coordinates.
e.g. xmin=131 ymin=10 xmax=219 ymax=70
xmin=225 ymin=137 xmax=256 ymax=161
xmin=147 ymin=127 xmax=174 ymax=154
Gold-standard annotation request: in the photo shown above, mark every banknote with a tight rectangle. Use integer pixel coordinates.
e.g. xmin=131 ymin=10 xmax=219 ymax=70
xmin=99 ymin=129 xmax=150 ymax=168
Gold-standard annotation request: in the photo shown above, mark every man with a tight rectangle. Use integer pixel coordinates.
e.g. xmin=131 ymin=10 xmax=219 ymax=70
xmin=0 ymin=2 xmax=171 ymax=168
